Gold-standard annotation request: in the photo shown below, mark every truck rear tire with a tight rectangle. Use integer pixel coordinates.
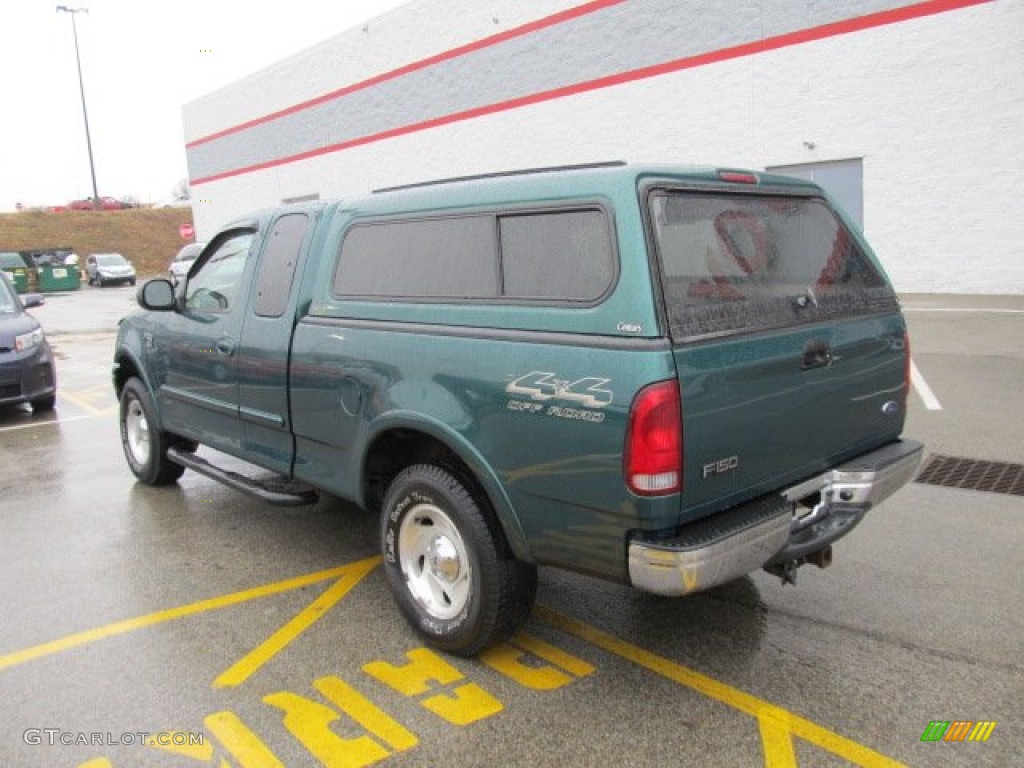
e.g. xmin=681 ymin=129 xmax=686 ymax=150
xmin=119 ymin=377 xmax=187 ymax=485
xmin=382 ymin=463 xmax=536 ymax=656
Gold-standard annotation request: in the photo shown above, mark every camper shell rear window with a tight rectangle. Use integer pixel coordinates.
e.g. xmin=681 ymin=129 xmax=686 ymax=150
xmin=649 ymin=190 xmax=899 ymax=340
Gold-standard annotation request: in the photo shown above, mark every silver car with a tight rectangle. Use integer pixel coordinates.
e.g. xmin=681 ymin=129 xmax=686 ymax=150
xmin=86 ymin=253 xmax=136 ymax=287
xmin=168 ymin=242 xmax=205 ymax=286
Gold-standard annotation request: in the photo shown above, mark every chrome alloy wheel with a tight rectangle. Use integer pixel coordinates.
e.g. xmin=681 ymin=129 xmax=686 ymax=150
xmin=124 ymin=396 xmax=151 ymax=466
xmin=398 ymin=502 xmax=472 ymax=620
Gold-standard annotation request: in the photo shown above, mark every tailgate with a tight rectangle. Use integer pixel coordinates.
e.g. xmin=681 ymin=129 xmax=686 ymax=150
xmin=648 ymin=188 xmax=907 ymax=514
xmin=674 ymin=315 xmax=907 ymax=510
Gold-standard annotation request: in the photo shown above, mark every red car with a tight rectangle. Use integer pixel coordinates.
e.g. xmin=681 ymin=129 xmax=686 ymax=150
xmin=68 ymin=196 xmax=125 ymax=211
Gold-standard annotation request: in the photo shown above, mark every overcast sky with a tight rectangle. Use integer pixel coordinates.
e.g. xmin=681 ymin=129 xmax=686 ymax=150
xmin=0 ymin=0 xmax=411 ymax=211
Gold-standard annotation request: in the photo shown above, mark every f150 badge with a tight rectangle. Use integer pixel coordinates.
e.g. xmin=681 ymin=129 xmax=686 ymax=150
xmin=702 ymin=456 xmax=739 ymax=478
xmin=505 ymin=371 xmax=612 ymax=423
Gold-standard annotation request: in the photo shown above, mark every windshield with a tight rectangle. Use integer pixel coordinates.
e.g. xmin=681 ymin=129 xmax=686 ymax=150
xmin=0 ymin=276 xmax=16 ymax=313
xmin=97 ymin=254 xmax=129 ymax=266
xmin=650 ymin=191 xmax=898 ymax=339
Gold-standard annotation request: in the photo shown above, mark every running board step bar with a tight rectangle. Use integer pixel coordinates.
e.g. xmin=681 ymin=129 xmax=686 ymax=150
xmin=167 ymin=447 xmax=318 ymax=507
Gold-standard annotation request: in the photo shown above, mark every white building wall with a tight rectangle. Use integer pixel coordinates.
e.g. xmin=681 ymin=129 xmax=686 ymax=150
xmin=184 ymin=0 xmax=1024 ymax=293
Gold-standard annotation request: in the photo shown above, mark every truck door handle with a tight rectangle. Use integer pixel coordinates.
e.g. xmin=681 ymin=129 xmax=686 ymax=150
xmin=216 ymin=337 xmax=236 ymax=357
xmin=802 ymin=339 xmax=832 ymax=370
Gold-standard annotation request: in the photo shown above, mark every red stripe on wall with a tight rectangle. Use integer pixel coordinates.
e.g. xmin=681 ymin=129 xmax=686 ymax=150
xmin=186 ymin=0 xmax=625 ymax=149
xmin=191 ymin=0 xmax=991 ymax=185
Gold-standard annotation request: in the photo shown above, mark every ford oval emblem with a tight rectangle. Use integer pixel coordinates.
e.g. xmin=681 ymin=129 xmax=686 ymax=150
xmin=881 ymin=400 xmax=901 ymax=417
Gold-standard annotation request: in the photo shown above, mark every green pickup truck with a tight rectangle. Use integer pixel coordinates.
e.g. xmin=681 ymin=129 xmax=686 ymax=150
xmin=113 ymin=162 xmax=922 ymax=655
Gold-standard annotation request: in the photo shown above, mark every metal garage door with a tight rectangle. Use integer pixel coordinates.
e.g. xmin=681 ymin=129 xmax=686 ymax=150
xmin=767 ymin=158 xmax=864 ymax=231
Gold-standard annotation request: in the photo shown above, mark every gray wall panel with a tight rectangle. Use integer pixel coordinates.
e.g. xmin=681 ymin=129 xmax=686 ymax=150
xmin=186 ymin=0 xmax=931 ymax=181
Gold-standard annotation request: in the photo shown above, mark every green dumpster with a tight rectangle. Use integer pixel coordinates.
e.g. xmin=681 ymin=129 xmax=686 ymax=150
xmin=37 ymin=264 xmax=81 ymax=292
xmin=0 ymin=252 xmax=31 ymax=293
xmin=5 ymin=269 xmax=29 ymax=293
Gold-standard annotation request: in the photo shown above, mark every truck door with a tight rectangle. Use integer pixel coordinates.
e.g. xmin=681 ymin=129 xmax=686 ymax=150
xmin=236 ymin=211 xmax=314 ymax=475
xmin=157 ymin=228 xmax=257 ymax=454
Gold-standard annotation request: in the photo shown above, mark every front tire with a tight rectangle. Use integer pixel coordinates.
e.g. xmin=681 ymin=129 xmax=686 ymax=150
xmin=31 ymin=394 xmax=56 ymax=412
xmin=382 ymin=464 xmax=536 ymax=656
xmin=119 ymin=377 xmax=186 ymax=485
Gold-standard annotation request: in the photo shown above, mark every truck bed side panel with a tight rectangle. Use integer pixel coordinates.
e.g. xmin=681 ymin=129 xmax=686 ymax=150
xmin=289 ymin=319 xmax=675 ymax=580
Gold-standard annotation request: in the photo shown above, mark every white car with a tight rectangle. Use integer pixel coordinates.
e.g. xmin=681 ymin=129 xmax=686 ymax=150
xmin=153 ymin=197 xmax=193 ymax=209
xmin=85 ymin=253 xmax=136 ymax=287
xmin=168 ymin=242 xmax=205 ymax=286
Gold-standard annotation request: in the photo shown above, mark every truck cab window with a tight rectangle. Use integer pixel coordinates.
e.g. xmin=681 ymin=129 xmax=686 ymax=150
xmin=185 ymin=233 xmax=255 ymax=313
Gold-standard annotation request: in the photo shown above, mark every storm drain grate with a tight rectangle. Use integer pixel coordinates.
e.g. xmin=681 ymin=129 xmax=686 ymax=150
xmin=915 ymin=454 xmax=1024 ymax=496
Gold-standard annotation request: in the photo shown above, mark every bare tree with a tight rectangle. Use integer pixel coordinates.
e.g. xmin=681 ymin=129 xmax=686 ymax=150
xmin=171 ymin=178 xmax=191 ymax=201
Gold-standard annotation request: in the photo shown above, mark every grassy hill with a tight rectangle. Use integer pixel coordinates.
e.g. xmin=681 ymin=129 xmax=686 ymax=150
xmin=0 ymin=208 xmax=195 ymax=279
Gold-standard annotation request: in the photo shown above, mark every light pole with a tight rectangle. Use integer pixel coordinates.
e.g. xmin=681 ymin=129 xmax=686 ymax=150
xmin=56 ymin=5 xmax=100 ymax=209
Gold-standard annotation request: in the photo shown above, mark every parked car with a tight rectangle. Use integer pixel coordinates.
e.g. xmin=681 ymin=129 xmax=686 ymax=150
xmin=152 ymin=197 xmax=193 ymax=209
xmin=0 ymin=271 xmax=56 ymax=412
xmin=69 ymin=196 xmax=127 ymax=211
xmin=86 ymin=253 xmax=136 ymax=287
xmin=168 ymin=242 xmax=205 ymax=286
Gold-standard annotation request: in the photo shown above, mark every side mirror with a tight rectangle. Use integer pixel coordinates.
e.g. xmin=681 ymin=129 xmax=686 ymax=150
xmin=137 ymin=279 xmax=176 ymax=311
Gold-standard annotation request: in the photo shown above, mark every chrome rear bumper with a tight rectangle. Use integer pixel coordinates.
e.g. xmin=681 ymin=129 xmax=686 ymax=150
xmin=628 ymin=440 xmax=923 ymax=596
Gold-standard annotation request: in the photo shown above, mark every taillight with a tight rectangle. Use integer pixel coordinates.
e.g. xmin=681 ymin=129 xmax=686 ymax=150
xmin=624 ymin=380 xmax=682 ymax=496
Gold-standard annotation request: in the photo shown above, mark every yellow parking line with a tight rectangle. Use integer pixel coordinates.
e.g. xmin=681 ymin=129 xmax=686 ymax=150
xmin=58 ymin=389 xmax=109 ymax=417
xmin=3 ymin=561 xmax=908 ymax=768
xmin=535 ymin=606 xmax=907 ymax=768
xmin=759 ymin=711 xmax=799 ymax=767
xmin=0 ymin=562 xmax=374 ymax=672
xmin=68 ymin=384 xmax=114 ymax=402
xmin=214 ymin=557 xmax=381 ymax=688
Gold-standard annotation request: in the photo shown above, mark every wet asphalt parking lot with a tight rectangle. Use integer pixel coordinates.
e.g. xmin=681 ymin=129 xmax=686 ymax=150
xmin=1 ymin=284 xmax=1021 ymax=767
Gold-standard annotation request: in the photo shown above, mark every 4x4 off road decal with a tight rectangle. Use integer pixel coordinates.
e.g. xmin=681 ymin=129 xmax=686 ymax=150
xmin=505 ymin=371 xmax=612 ymax=423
